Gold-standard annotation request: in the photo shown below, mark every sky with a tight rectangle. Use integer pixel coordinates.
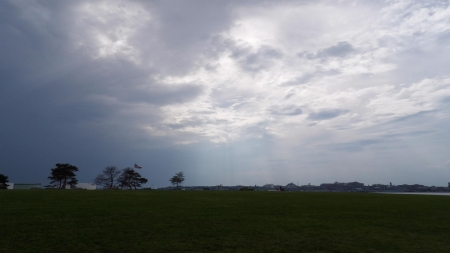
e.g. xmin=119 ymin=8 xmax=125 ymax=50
xmin=1 ymin=0 xmax=450 ymax=188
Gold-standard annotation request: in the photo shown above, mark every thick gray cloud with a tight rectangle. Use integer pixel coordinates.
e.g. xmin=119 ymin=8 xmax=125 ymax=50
xmin=280 ymin=75 xmax=315 ymax=86
xmin=0 ymin=0 xmax=215 ymax=185
xmin=119 ymin=84 xmax=204 ymax=105
xmin=308 ymin=109 xmax=349 ymax=121
xmin=297 ymin=41 xmax=355 ymax=61
xmin=313 ymin=41 xmax=356 ymax=58
xmin=1 ymin=0 xmax=450 ymax=187
xmin=270 ymin=106 xmax=303 ymax=116
xmin=231 ymin=44 xmax=283 ymax=72
xmin=280 ymin=69 xmax=341 ymax=86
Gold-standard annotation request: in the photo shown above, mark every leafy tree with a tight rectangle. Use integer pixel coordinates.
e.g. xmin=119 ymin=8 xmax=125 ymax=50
xmin=0 ymin=174 xmax=9 ymax=190
xmin=169 ymin=172 xmax=185 ymax=188
xmin=94 ymin=166 xmax=121 ymax=189
xmin=48 ymin=163 xmax=79 ymax=189
xmin=117 ymin=168 xmax=148 ymax=190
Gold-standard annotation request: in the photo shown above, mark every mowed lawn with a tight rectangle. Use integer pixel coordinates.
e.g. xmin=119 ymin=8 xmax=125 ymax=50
xmin=1 ymin=191 xmax=449 ymax=253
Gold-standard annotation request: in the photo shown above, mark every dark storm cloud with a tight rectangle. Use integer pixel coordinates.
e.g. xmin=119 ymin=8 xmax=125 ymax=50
xmin=2 ymin=0 xmax=450 ymax=187
xmin=0 ymin=0 xmax=212 ymax=123
xmin=308 ymin=109 xmax=349 ymax=120
xmin=119 ymin=84 xmax=204 ymax=105
xmin=0 ymin=0 xmax=236 ymax=184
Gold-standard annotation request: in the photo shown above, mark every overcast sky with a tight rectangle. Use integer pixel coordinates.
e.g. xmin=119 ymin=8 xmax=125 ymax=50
xmin=1 ymin=0 xmax=450 ymax=187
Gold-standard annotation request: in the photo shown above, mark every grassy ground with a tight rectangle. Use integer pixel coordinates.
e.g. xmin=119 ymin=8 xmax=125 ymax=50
xmin=1 ymin=191 xmax=449 ymax=253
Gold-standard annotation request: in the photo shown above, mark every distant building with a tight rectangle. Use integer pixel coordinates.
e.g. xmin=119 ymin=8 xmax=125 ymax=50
xmin=342 ymin=182 xmax=363 ymax=191
xmin=6 ymin=183 xmax=14 ymax=190
xmin=396 ymin=184 xmax=426 ymax=192
xmin=371 ymin=184 xmax=388 ymax=190
xmin=321 ymin=182 xmax=346 ymax=191
xmin=263 ymin=184 xmax=275 ymax=189
xmin=13 ymin=183 xmax=41 ymax=190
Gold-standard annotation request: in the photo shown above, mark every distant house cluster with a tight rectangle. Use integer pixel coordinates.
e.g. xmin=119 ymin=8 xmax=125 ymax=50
xmin=154 ymin=181 xmax=450 ymax=192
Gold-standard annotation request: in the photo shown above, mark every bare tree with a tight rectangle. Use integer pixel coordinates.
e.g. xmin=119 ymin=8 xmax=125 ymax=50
xmin=94 ymin=166 xmax=121 ymax=189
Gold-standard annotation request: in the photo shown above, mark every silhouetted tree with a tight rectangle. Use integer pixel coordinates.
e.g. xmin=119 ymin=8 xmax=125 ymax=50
xmin=170 ymin=172 xmax=185 ymax=188
xmin=0 ymin=174 xmax=9 ymax=189
xmin=94 ymin=166 xmax=121 ymax=189
xmin=117 ymin=168 xmax=148 ymax=190
xmin=48 ymin=163 xmax=79 ymax=189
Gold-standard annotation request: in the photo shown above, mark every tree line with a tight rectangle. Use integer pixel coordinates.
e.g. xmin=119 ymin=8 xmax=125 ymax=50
xmin=46 ymin=163 xmax=149 ymax=189
xmin=1 ymin=163 xmax=185 ymax=190
xmin=94 ymin=166 xmax=148 ymax=190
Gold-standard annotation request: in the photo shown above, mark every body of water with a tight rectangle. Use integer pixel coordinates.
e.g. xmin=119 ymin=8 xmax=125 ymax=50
xmin=375 ymin=192 xmax=450 ymax=196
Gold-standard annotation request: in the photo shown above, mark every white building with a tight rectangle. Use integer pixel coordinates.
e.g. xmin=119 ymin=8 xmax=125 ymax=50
xmin=6 ymin=183 xmax=14 ymax=189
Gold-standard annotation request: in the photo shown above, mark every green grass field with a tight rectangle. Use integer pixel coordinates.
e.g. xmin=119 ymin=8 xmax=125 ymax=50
xmin=1 ymin=191 xmax=449 ymax=253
